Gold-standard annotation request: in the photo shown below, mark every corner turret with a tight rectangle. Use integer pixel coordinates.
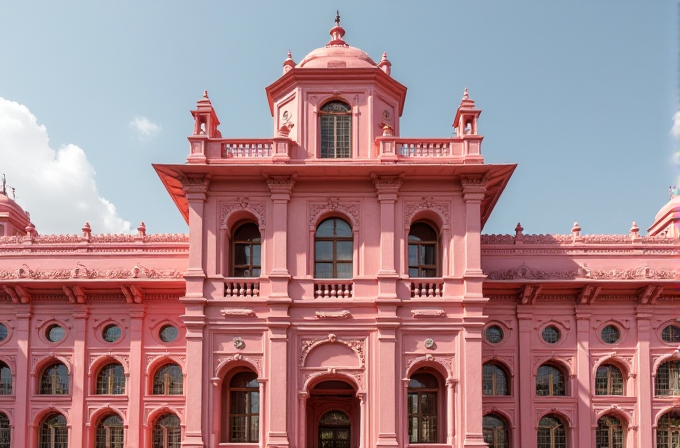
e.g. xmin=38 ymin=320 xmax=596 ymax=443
xmin=0 ymin=175 xmax=32 ymax=237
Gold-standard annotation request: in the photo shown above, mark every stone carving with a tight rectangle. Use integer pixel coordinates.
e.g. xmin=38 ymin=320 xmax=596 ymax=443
xmin=411 ymin=309 xmax=446 ymax=318
xmin=487 ymin=264 xmax=577 ymax=280
xmin=309 ymin=199 xmax=360 ymax=229
xmin=579 ymin=264 xmax=677 ymax=280
xmin=406 ymin=354 xmax=453 ymax=378
xmin=214 ymin=355 xmax=262 ymax=377
xmin=220 ymin=198 xmax=266 ymax=228
xmin=315 ymin=310 xmax=352 ymax=319
xmin=0 ymin=263 xmax=183 ymax=280
xmin=404 ymin=197 xmax=450 ymax=227
xmin=481 ymin=233 xmax=677 ymax=245
xmin=300 ymin=334 xmax=365 ymax=367
xmin=424 ymin=338 xmax=435 ymax=349
xmin=220 ymin=308 xmax=256 ymax=318
xmin=233 ymin=338 xmax=246 ymax=350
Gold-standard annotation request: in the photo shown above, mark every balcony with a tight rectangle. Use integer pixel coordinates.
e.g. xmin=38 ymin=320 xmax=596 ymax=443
xmin=410 ymin=280 xmax=444 ymax=298
xmin=313 ymin=280 xmax=353 ymax=299
xmin=224 ymin=279 xmax=260 ymax=298
xmin=376 ymin=137 xmax=483 ymax=163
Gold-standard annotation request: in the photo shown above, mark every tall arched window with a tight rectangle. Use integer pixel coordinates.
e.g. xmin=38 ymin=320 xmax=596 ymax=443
xmin=536 ymin=364 xmax=565 ymax=396
xmin=596 ymin=415 xmax=624 ymax=448
xmin=39 ymin=362 xmax=69 ymax=395
xmin=407 ymin=371 xmax=439 ymax=443
xmin=595 ymin=364 xmax=624 ymax=396
xmin=537 ymin=415 xmax=566 ymax=448
xmin=96 ymin=363 xmax=125 ymax=395
xmin=153 ymin=414 xmax=180 ymax=448
xmin=658 ymin=410 xmax=680 ymax=448
xmin=232 ymin=223 xmax=261 ymax=277
xmin=482 ymin=363 xmax=509 ymax=396
xmin=152 ymin=363 xmax=183 ymax=395
xmin=315 ymin=218 xmax=353 ymax=279
xmin=320 ymin=101 xmax=351 ymax=158
xmin=656 ymin=360 xmax=680 ymax=396
xmin=408 ymin=222 xmax=438 ymax=277
xmin=0 ymin=412 xmax=9 ymax=448
xmin=95 ymin=414 xmax=124 ymax=448
xmin=483 ymin=413 xmax=509 ymax=448
xmin=0 ymin=362 xmax=10 ymax=394
xmin=39 ymin=413 xmax=68 ymax=448
xmin=225 ymin=371 xmax=260 ymax=443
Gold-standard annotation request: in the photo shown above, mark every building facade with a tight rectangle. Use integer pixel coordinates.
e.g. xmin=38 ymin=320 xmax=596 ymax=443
xmin=0 ymin=18 xmax=679 ymax=448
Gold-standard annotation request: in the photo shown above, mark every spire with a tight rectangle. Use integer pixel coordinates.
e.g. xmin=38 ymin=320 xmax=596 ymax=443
xmin=377 ymin=52 xmax=392 ymax=75
xmin=283 ymin=50 xmax=296 ymax=74
xmin=327 ymin=10 xmax=347 ymax=47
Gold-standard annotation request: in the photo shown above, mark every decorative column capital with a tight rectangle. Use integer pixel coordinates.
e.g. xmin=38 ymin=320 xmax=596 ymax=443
xmin=181 ymin=174 xmax=211 ymax=200
xmin=372 ymin=175 xmax=403 ymax=200
xmin=266 ymin=176 xmax=296 ymax=200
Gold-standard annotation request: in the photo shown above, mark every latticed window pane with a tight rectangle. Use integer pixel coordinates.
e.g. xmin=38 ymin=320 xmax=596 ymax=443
xmin=314 ymin=218 xmax=353 ymax=279
xmin=658 ymin=410 xmax=680 ymax=448
xmin=483 ymin=414 xmax=509 ymax=448
xmin=656 ymin=361 xmax=680 ymax=396
xmin=482 ymin=363 xmax=508 ymax=396
xmin=228 ymin=371 xmax=260 ymax=442
xmin=408 ymin=223 xmax=439 ymax=278
xmin=595 ymin=364 xmax=624 ymax=396
xmin=541 ymin=326 xmax=561 ymax=344
xmin=663 ymin=325 xmax=680 ymax=343
xmin=0 ymin=363 xmax=11 ymax=395
xmin=320 ymin=101 xmax=351 ymax=158
xmin=601 ymin=325 xmax=620 ymax=344
xmin=96 ymin=363 xmax=125 ymax=395
xmin=596 ymin=415 xmax=624 ymax=448
xmin=152 ymin=363 xmax=183 ymax=395
xmin=39 ymin=414 xmax=68 ymax=448
xmin=537 ymin=415 xmax=565 ymax=448
xmin=232 ymin=223 xmax=261 ymax=277
xmin=485 ymin=325 xmax=504 ymax=344
xmin=153 ymin=414 xmax=180 ymax=448
xmin=0 ymin=412 xmax=10 ymax=448
xmin=0 ymin=323 xmax=7 ymax=341
xmin=95 ymin=414 xmax=124 ymax=448
xmin=408 ymin=372 xmax=439 ymax=443
xmin=536 ymin=364 xmax=565 ymax=396
xmin=40 ymin=363 xmax=69 ymax=395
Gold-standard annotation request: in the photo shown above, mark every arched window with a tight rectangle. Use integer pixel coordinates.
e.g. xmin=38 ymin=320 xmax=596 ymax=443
xmin=0 ymin=412 xmax=9 ymax=448
xmin=407 ymin=371 xmax=439 ymax=443
xmin=537 ymin=415 xmax=566 ymax=448
xmin=482 ymin=363 xmax=509 ymax=396
xmin=95 ymin=414 xmax=124 ymax=448
xmin=39 ymin=362 xmax=69 ymax=395
xmin=483 ymin=413 xmax=509 ymax=448
xmin=315 ymin=218 xmax=353 ymax=279
xmin=0 ymin=362 xmax=10 ymax=394
xmin=596 ymin=415 xmax=624 ymax=448
xmin=595 ymin=364 xmax=624 ymax=396
xmin=319 ymin=100 xmax=351 ymax=158
xmin=225 ymin=371 xmax=260 ymax=443
xmin=96 ymin=363 xmax=125 ymax=395
xmin=152 ymin=363 xmax=183 ymax=395
xmin=232 ymin=223 xmax=261 ymax=277
xmin=658 ymin=410 xmax=680 ymax=448
xmin=656 ymin=360 xmax=680 ymax=396
xmin=39 ymin=413 xmax=68 ymax=448
xmin=152 ymin=414 xmax=180 ymax=448
xmin=536 ymin=364 xmax=565 ymax=396
xmin=408 ymin=222 xmax=439 ymax=277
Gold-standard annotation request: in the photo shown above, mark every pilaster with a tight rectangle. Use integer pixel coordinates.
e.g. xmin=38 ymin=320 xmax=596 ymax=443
xmin=182 ymin=175 xmax=210 ymax=299
xmin=375 ymin=316 xmax=399 ymax=448
xmin=575 ymin=309 xmax=591 ymax=448
xmin=461 ymin=323 xmax=487 ymax=447
xmin=12 ymin=309 xmax=31 ymax=448
xmin=267 ymin=324 xmax=291 ymax=448
xmin=373 ymin=177 xmax=402 ymax=300
xmin=70 ymin=305 xmax=88 ymax=448
xmin=266 ymin=177 xmax=295 ymax=301
xmin=126 ymin=307 xmax=145 ymax=447
xmin=517 ymin=310 xmax=534 ymax=448
xmin=636 ymin=308 xmax=653 ymax=448
xmin=180 ymin=305 xmax=207 ymax=448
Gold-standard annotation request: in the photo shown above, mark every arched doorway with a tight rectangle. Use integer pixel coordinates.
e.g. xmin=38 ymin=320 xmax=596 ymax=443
xmin=307 ymin=380 xmax=359 ymax=448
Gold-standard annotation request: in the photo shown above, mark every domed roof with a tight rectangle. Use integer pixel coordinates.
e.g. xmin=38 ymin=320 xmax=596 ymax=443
xmin=297 ymin=14 xmax=377 ymax=69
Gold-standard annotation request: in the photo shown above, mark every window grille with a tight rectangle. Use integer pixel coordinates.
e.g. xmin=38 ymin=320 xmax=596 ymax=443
xmin=0 ymin=412 xmax=9 ymax=448
xmin=320 ymin=101 xmax=351 ymax=158
xmin=228 ymin=371 xmax=260 ymax=443
xmin=314 ymin=218 xmax=353 ymax=279
xmin=536 ymin=364 xmax=565 ymax=396
xmin=408 ymin=222 xmax=439 ymax=277
xmin=232 ymin=223 xmax=261 ymax=277
xmin=39 ymin=363 xmax=69 ymax=395
xmin=537 ymin=415 xmax=566 ymax=448
xmin=657 ymin=410 xmax=680 ymax=448
xmin=601 ymin=325 xmax=620 ymax=344
xmin=96 ymin=363 xmax=125 ymax=395
xmin=407 ymin=372 xmax=439 ymax=443
xmin=95 ymin=414 xmax=124 ymax=448
xmin=656 ymin=360 xmax=680 ymax=396
xmin=541 ymin=326 xmax=561 ymax=344
xmin=152 ymin=363 xmax=183 ymax=395
xmin=595 ymin=364 xmax=624 ymax=395
xmin=482 ymin=363 xmax=509 ymax=396
xmin=39 ymin=414 xmax=68 ymax=448
xmin=596 ymin=415 xmax=624 ymax=448
xmin=485 ymin=325 xmax=504 ymax=344
xmin=152 ymin=414 xmax=181 ymax=448
xmin=662 ymin=325 xmax=680 ymax=343
xmin=483 ymin=414 xmax=509 ymax=448
xmin=0 ymin=363 xmax=10 ymax=395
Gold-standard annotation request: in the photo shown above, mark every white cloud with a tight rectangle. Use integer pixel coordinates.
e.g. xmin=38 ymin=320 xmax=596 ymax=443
xmin=129 ymin=116 xmax=161 ymax=140
xmin=673 ymin=111 xmax=680 ymax=141
xmin=0 ymin=97 xmax=131 ymax=234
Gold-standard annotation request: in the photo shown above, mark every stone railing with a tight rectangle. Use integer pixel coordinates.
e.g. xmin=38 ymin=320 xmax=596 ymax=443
xmin=481 ymin=233 xmax=678 ymax=245
xmin=224 ymin=279 xmax=260 ymax=298
xmin=314 ymin=280 xmax=353 ymax=299
xmin=376 ymin=137 xmax=483 ymax=162
xmin=223 ymin=140 xmax=273 ymax=158
xmin=410 ymin=280 xmax=444 ymax=298
xmin=398 ymin=141 xmax=451 ymax=157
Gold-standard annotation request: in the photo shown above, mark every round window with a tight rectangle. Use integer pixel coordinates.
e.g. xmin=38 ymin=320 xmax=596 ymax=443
xmin=485 ymin=325 xmax=504 ymax=344
xmin=662 ymin=325 xmax=680 ymax=343
xmin=46 ymin=324 xmax=65 ymax=343
xmin=0 ymin=323 xmax=7 ymax=341
xmin=601 ymin=325 xmax=620 ymax=344
xmin=102 ymin=324 xmax=122 ymax=343
xmin=159 ymin=324 xmax=178 ymax=343
xmin=541 ymin=325 xmax=561 ymax=344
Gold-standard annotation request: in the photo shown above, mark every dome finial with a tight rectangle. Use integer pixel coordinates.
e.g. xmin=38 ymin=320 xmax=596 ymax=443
xmin=335 ymin=10 xmax=341 ymax=26
xmin=328 ymin=10 xmax=347 ymax=46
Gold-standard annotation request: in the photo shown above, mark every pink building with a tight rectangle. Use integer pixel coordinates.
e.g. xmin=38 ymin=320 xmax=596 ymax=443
xmin=0 ymin=17 xmax=679 ymax=448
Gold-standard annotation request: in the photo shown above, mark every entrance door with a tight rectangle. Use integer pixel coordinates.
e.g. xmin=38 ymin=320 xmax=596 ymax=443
xmin=318 ymin=411 xmax=351 ymax=448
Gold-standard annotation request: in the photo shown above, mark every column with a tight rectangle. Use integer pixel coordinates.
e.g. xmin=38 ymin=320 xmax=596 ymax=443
xmin=575 ymin=309 xmax=592 ymax=448
xmin=446 ymin=379 xmax=456 ymax=445
xmin=517 ymin=311 xmax=534 ymax=448
xmin=636 ymin=308 xmax=653 ymax=448
xmin=12 ymin=309 xmax=31 ymax=448
xmin=461 ymin=324 xmax=487 ymax=447
xmin=70 ymin=306 xmax=88 ymax=448
xmin=126 ymin=307 xmax=145 ymax=447
xmin=373 ymin=177 xmax=401 ymax=299
xmin=267 ymin=325 xmax=290 ymax=448
xmin=376 ymin=322 xmax=399 ymax=448
xmin=266 ymin=177 xmax=294 ymax=300
xmin=298 ymin=392 xmax=308 ymax=448
xmin=358 ymin=392 xmax=366 ymax=448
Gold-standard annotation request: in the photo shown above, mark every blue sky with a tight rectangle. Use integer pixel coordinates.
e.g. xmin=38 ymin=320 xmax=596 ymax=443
xmin=0 ymin=1 xmax=676 ymax=236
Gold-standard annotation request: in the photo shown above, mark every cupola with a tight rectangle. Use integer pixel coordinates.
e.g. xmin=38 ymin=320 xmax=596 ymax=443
xmin=0 ymin=175 xmax=31 ymax=237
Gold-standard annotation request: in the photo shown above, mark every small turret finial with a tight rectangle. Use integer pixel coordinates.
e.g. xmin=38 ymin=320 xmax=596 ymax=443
xmin=1 ymin=174 xmax=6 ymax=196
xmin=335 ymin=10 xmax=340 ymax=26
xmin=203 ymin=90 xmax=209 ymax=99
xmin=287 ymin=50 xmax=292 ymax=59
xmin=463 ymin=88 xmax=469 ymax=100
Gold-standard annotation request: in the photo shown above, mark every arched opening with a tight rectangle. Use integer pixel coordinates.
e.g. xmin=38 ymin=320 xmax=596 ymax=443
xmin=596 ymin=414 xmax=624 ymax=448
xmin=595 ymin=363 xmax=624 ymax=396
xmin=38 ymin=413 xmax=68 ymax=448
xmin=152 ymin=413 xmax=180 ymax=448
xmin=657 ymin=360 xmax=680 ymax=396
xmin=315 ymin=218 xmax=353 ymax=279
xmin=307 ymin=379 xmax=359 ymax=448
xmin=536 ymin=363 xmax=566 ymax=396
xmin=407 ymin=369 xmax=444 ymax=443
xmin=408 ymin=222 xmax=439 ymax=277
xmin=95 ymin=414 xmax=124 ymax=448
xmin=483 ymin=413 xmax=510 ymax=448
xmin=0 ymin=412 xmax=9 ymax=448
xmin=319 ymin=100 xmax=351 ymax=158
xmin=537 ymin=414 xmax=566 ymax=448
xmin=152 ymin=363 xmax=183 ymax=395
xmin=0 ymin=361 xmax=11 ymax=394
xmin=222 ymin=369 xmax=260 ymax=443
xmin=482 ymin=362 xmax=510 ymax=396
xmin=658 ymin=410 xmax=680 ymax=448
xmin=96 ymin=363 xmax=125 ymax=395
xmin=39 ymin=362 xmax=69 ymax=395
xmin=232 ymin=222 xmax=261 ymax=277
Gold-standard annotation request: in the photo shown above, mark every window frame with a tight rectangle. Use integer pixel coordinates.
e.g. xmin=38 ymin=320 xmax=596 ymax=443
xmin=38 ymin=413 xmax=68 ymax=448
xmin=596 ymin=414 xmax=624 ymax=448
xmin=408 ymin=222 xmax=440 ymax=278
xmin=39 ymin=362 xmax=70 ymax=395
xmin=656 ymin=360 xmax=680 ymax=396
xmin=0 ymin=412 xmax=9 ymax=448
xmin=594 ymin=364 xmax=624 ymax=396
xmin=536 ymin=363 xmax=566 ymax=397
xmin=96 ymin=363 xmax=126 ymax=395
xmin=483 ymin=413 xmax=510 ymax=448
xmin=152 ymin=413 xmax=181 ymax=448
xmin=0 ymin=362 xmax=11 ymax=395
xmin=314 ymin=218 xmax=353 ymax=279
xmin=407 ymin=371 xmax=441 ymax=444
xmin=319 ymin=100 xmax=352 ymax=159
xmin=95 ymin=414 xmax=124 ymax=448
xmin=482 ymin=362 xmax=510 ymax=396
xmin=231 ymin=222 xmax=261 ymax=278
xmin=225 ymin=370 xmax=260 ymax=443
xmin=657 ymin=410 xmax=680 ymax=448
xmin=537 ymin=414 xmax=566 ymax=448
xmin=152 ymin=363 xmax=183 ymax=396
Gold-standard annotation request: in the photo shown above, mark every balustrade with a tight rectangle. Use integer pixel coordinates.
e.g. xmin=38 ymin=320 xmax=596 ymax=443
xmin=398 ymin=141 xmax=451 ymax=157
xmin=223 ymin=141 xmax=272 ymax=158
xmin=410 ymin=281 xmax=444 ymax=298
xmin=224 ymin=279 xmax=260 ymax=298
xmin=314 ymin=281 xmax=353 ymax=299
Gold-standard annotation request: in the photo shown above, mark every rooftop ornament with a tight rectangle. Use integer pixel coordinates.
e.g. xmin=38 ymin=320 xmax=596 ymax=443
xmin=327 ymin=10 xmax=348 ymax=47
